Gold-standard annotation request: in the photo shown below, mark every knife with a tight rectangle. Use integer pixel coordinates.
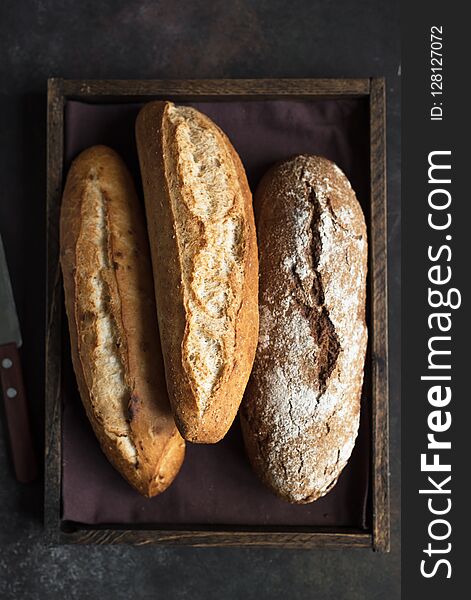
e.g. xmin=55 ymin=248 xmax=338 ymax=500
xmin=0 ymin=234 xmax=38 ymax=482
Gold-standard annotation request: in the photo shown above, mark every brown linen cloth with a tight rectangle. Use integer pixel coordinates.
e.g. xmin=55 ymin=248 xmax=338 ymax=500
xmin=62 ymin=98 xmax=371 ymax=527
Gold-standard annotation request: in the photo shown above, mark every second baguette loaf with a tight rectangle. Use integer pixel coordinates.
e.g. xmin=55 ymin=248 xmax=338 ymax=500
xmin=241 ymin=155 xmax=368 ymax=503
xmin=136 ymin=102 xmax=259 ymax=443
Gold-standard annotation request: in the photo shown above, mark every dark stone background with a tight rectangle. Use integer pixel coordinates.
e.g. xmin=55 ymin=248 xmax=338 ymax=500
xmin=0 ymin=1 xmax=400 ymax=598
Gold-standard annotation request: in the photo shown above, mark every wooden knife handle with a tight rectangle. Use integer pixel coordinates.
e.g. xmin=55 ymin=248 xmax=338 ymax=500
xmin=0 ymin=342 xmax=38 ymax=482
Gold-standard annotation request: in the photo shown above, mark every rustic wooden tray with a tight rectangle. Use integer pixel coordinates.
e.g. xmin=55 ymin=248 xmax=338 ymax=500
xmin=45 ymin=78 xmax=389 ymax=551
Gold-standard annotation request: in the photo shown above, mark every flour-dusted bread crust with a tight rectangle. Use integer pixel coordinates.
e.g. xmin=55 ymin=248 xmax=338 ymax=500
xmin=136 ymin=102 xmax=259 ymax=443
xmin=241 ymin=155 xmax=368 ymax=503
xmin=60 ymin=145 xmax=185 ymax=497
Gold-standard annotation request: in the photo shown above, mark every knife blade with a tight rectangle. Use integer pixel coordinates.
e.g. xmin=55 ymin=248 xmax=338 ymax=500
xmin=0 ymin=234 xmax=38 ymax=482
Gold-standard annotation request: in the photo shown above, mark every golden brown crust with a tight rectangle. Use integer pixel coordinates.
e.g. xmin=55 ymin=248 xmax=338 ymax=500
xmin=241 ymin=155 xmax=368 ymax=503
xmin=136 ymin=102 xmax=259 ymax=443
xmin=60 ymin=145 xmax=185 ymax=497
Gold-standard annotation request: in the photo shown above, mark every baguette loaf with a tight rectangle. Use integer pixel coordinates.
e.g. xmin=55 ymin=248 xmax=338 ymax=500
xmin=136 ymin=102 xmax=259 ymax=443
xmin=60 ymin=145 xmax=185 ymax=497
xmin=241 ymin=155 xmax=368 ymax=503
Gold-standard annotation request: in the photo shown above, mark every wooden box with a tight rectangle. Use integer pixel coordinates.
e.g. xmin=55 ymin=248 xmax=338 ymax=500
xmin=45 ymin=78 xmax=389 ymax=551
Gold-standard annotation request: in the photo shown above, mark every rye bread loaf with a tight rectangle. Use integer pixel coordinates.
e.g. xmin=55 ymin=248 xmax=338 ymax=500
xmin=240 ymin=154 xmax=368 ymax=503
xmin=60 ymin=145 xmax=185 ymax=497
xmin=136 ymin=102 xmax=259 ymax=444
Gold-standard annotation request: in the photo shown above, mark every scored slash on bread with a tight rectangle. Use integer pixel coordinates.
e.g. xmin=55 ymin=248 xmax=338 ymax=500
xmin=136 ymin=101 xmax=259 ymax=444
xmin=60 ymin=145 xmax=185 ymax=497
xmin=240 ymin=155 xmax=368 ymax=504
